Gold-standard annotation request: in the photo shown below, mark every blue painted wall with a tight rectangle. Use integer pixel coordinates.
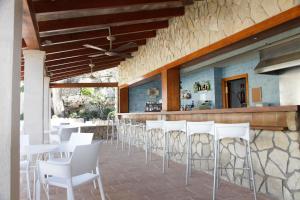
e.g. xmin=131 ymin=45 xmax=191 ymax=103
xmin=215 ymin=51 xmax=280 ymax=106
xmin=180 ymin=51 xmax=280 ymax=108
xmin=181 ymin=66 xmax=216 ymax=107
xmin=129 ymin=79 xmax=162 ymax=112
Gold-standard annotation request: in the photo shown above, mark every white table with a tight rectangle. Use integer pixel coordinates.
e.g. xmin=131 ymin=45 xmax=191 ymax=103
xmin=26 ymin=144 xmax=59 ymax=200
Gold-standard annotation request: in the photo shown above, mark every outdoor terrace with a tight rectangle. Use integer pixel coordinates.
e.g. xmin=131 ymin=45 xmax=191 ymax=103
xmin=21 ymin=143 xmax=271 ymax=200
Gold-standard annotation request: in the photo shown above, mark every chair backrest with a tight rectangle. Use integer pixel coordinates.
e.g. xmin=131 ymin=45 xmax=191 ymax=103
xmin=187 ymin=121 xmax=215 ymax=137
xmin=164 ymin=120 xmax=187 ymax=133
xmin=146 ymin=120 xmax=164 ymax=131
xmin=215 ymin=123 xmax=250 ymax=141
xmin=59 ymin=126 xmax=79 ymax=141
xmin=69 ymin=133 xmax=94 ymax=146
xmin=71 ymin=143 xmax=100 ymax=176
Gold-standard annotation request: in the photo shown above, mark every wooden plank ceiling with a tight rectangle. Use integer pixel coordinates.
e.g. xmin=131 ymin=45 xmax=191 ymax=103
xmin=21 ymin=0 xmax=191 ymax=82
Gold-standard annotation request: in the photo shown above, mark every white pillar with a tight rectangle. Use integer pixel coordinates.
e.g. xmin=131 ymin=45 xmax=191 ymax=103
xmin=23 ymin=50 xmax=46 ymax=144
xmin=44 ymin=77 xmax=51 ymax=130
xmin=0 ymin=0 xmax=22 ymax=199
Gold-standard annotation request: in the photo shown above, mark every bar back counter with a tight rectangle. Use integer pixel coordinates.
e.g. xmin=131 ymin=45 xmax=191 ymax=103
xmin=118 ymin=106 xmax=300 ymax=199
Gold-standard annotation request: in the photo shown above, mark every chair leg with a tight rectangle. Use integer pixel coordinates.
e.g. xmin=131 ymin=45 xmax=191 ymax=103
xmin=189 ymin=137 xmax=192 ymax=177
xmin=245 ymin=142 xmax=252 ymax=190
xmin=26 ymin=170 xmax=32 ymax=200
xmin=163 ymin=131 xmax=166 ymax=174
xmin=185 ymin=135 xmax=190 ymax=185
xmin=149 ymin=131 xmax=152 ymax=162
xmin=212 ymin=140 xmax=219 ymax=200
xmin=144 ymin=128 xmax=148 ymax=164
xmin=247 ymin=141 xmax=257 ymax=200
xmin=217 ymin=141 xmax=221 ymax=189
xmin=96 ymin=167 xmax=106 ymax=200
xmin=128 ymin=127 xmax=132 ymax=156
xmin=166 ymin=132 xmax=170 ymax=168
xmin=66 ymin=185 xmax=74 ymax=200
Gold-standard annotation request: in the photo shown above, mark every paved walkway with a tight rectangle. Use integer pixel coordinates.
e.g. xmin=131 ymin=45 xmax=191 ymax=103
xmin=21 ymin=143 xmax=272 ymax=200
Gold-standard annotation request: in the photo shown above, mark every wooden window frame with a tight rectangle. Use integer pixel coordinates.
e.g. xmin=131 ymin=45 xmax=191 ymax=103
xmin=222 ymin=73 xmax=249 ymax=109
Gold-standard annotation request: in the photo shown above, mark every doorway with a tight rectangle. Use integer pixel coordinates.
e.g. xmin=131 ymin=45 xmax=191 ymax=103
xmin=222 ymin=74 xmax=248 ymax=108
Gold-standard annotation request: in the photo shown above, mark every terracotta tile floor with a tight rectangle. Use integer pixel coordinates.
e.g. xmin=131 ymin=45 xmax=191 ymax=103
xmin=21 ymin=142 xmax=272 ymax=200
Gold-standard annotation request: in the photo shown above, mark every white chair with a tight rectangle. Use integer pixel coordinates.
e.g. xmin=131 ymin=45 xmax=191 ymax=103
xmin=38 ymin=143 xmax=105 ymax=200
xmin=106 ymin=119 xmax=115 ymax=144
xmin=59 ymin=126 xmax=80 ymax=142
xmin=20 ymin=134 xmax=31 ymax=200
xmin=127 ymin=123 xmax=147 ymax=162
xmin=121 ymin=119 xmax=132 ymax=151
xmin=186 ymin=121 xmax=215 ymax=185
xmin=163 ymin=120 xmax=187 ymax=173
xmin=213 ymin=123 xmax=256 ymax=200
xmin=146 ymin=120 xmax=164 ymax=162
xmin=51 ymin=133 xmax=94 ymax=160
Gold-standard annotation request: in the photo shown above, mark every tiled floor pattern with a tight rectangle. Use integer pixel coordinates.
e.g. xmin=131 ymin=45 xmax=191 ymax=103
xmin=21 ymin=142 xmax=272 ymax=200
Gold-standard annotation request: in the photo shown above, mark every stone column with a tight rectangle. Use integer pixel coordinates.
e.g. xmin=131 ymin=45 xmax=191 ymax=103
xmin=23 ymin=50 xmax=46 ymax=144
xmin=43 ymin=77 xmax=51 ymax=134
xmin=0 ymin=0 xmax=22 ymax=199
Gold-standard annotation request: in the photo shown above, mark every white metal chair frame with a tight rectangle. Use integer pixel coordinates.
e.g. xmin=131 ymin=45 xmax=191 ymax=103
xmin=38 ymin=143 xmax=105 ymax=200
xmin=127 ymin=123 xmax=148 ymax=162
xmin=186 ymin=121 xmax=216 ymax=185
xmin=163 ymin=120 xmax=187 ymax=174
xmin=213 ymin=123 xmax=257 ymax=200
xmin=146 ymin=120 xmax=165 ymax=163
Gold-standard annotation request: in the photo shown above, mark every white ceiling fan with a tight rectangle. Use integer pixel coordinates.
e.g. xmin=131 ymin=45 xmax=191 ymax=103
xmin=83 ymin=27 xmax=137 ymax=59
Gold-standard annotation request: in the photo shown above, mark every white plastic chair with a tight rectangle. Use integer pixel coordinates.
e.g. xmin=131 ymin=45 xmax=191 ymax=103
xmin=146 ymin=120 xmax=164 ymax=163
xmin=213 ymin=123 xmax=256 ymax=200
xmin=186 ymin=121 xmax=215 ymax=185
xmin=20 ymin=134 xmax=31 ymax=200
xmin=51 ymin=133 xmax=94 ymax=160
xmin=163 ymin=120 xmax=187 ymax=173
xmin=38 ymin=143 xmax=105 ymax=200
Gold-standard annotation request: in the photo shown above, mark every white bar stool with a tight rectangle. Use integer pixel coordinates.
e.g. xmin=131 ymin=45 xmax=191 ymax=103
xmin=146 ymin=120 xmax=165 ymax=163
xmin=106 ymin=118 xmax=115 ymax=144
xmin=127 ymin=123 xmax=148 ymax=162
xmin=186 ymin=121 xmax=215 ymax=185
xmin=121 ymin=119 xmax=133 ymax=151
xmin=163 ymin=120 xmax=187 ymax=173
xmin=213 ymin=123 xmax=257 ymax=200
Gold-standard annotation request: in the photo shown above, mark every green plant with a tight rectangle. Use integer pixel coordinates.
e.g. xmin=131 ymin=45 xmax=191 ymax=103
xmin=80 ymin=88 xmax=94 ymax=97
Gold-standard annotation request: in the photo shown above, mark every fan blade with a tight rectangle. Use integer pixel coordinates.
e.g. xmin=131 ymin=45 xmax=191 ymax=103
xmin=83 ymin=44 xmax=107 ymax=52
xmin=117 ymin=53 xmax=133 ymax=59
xmin=114 ymin=42 xmax=137 ymax=52
xmin=88 ymin=54 xmax=105 ymax=58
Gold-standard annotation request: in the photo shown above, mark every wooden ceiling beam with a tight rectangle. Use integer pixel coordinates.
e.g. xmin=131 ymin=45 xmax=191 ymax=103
xmin=46 ymin=56 xmax=125 ymax=70
xmin=49 ymin=62 xmax=121 ymax=76
xmin=22 ymin=0 xmax=40 ymax=49
xmin=50 ymin=65 xmax=116 ymax=81
xmin=50 ymin=82 xmax=119 ymax=88
xmin=33 ymin=0 xmax=181 ymax=13
xmin=45 ymin=47 xmax=138 ymax=62
xmin=50 ymin=62 xmax=119 ymax=75
xmin=45 ymin=39 xmax=146 ymax=55
xmin=38 ymin=7 xmax=184 ymax=32
xmin=42 ymin=33 xmax=150 ymax=53
xmin=40 ymin=21 xmax=168 ymax=45
xmin=45 ymin=51 xmax=130 ymax=66
xmin=48 ymin=60 xmax=123 ymax=74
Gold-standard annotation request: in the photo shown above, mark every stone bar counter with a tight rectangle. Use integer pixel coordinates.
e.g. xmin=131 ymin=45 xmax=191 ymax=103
xmin=117 ymin=105 xmax=300 ymax=199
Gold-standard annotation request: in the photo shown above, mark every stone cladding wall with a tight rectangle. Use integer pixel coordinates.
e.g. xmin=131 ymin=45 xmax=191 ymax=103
xmin=118 ymin=0 xmax=297 ymax=85
xmin=131 ymin=128 xmax=300 ymax=199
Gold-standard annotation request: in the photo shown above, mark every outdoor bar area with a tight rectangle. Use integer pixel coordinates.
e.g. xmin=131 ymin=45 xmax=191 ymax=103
xmin=116 ymin=3 xmax=300 ymax=200
xmin=1 ymin=0 xmax=300 ymax=200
